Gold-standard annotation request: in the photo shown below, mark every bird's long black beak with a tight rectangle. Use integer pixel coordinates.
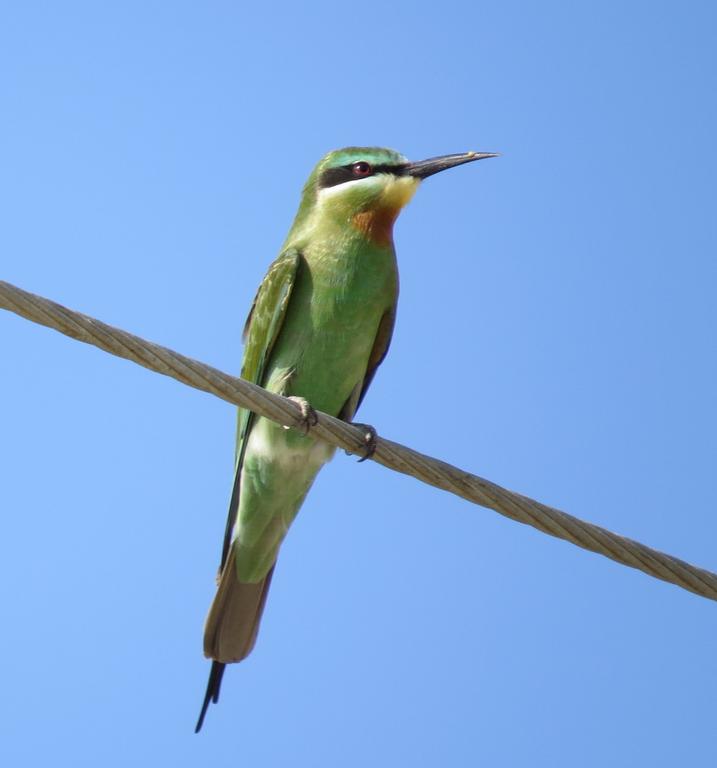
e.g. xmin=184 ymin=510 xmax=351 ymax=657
xmin=403 ymin=151 xmax=499 ymax=180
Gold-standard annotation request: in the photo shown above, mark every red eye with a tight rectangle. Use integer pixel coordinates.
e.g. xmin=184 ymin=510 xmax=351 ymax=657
xmin=352 ymin=161 xmax=372 ymax=177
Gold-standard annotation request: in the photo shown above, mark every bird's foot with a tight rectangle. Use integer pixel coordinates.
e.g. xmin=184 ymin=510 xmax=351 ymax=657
xmin=348 ymin=422 xmax=378 ymax=462
xmin=286 ymin=396 xmax=319 ymax=435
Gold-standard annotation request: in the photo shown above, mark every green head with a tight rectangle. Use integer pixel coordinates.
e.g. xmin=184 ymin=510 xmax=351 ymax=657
xmin=288 ymin=146 xmax=497 ymax=245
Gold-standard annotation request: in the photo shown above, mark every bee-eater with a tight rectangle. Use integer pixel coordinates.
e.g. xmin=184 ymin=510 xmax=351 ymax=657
xmin=195 ymin=147 xmax=497 ymax=731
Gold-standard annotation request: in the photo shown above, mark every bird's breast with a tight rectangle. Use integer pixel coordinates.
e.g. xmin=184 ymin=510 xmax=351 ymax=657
xmin=267 ymin=238 xmax=397 ymax=417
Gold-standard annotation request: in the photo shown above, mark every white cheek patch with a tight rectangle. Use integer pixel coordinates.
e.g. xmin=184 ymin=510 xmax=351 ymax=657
xmin=317 ymin=174 xmax=419 ymax=211
xmin=317 ymin=175 xmax=382 ymax=204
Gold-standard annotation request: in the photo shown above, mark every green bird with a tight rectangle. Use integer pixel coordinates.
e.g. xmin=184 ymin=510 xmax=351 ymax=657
xmin=195 ymin=146 xmax=496 ymax=731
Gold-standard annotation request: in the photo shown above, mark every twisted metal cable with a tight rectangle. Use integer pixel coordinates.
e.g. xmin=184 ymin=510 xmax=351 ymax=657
xmin=2 ymin=278 xmax=716 ymax=602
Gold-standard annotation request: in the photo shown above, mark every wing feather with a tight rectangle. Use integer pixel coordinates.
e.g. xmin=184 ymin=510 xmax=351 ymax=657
xmin=218 ymin=249 xmax=302 ymax=569
xmin=355 ymin=306 xmax=397 ymax=413
xmin=339 ymin=306 xmax=397 ymax=422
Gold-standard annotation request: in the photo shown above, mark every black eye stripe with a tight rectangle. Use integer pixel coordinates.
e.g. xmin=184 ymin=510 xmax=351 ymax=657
xmin=318 ymin=166 xmax=354 ymax=188
xmin=373 ymin=163 xmax=407 ymax=176
xmin=318 ymin=163 xmax=408 ymax=189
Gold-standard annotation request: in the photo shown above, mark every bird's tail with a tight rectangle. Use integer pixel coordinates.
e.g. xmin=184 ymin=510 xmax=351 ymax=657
xmin=195 ymin=549 xmax=275 ymax=732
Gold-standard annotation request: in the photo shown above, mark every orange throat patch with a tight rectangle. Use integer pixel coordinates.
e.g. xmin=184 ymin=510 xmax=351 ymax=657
xmin=351 ymin=206 xmax=400 ymax=246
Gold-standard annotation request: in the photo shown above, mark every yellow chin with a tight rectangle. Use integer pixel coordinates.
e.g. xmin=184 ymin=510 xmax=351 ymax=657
xmin=381 ymin=175 xmax=419 ymax=209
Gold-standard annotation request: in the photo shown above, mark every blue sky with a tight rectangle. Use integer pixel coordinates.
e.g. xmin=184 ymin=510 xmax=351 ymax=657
xmin=2 ymin=1 xmax=716 ymax=765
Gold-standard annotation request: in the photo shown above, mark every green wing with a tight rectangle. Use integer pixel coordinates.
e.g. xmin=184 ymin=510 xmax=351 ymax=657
xmin=336 ymin=305 xmax=397 ymax=426
xmin=355 ymin=306 xmax=396 ymax=412
xmin=218 ymin=249 xmax=302 ymax=569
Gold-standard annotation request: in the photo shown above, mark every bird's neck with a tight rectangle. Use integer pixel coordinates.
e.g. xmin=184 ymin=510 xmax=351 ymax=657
xmin=350 ymin=206 xmax=401 ymax=247
xmin=289 ymin=203 xmax=400 ymax=252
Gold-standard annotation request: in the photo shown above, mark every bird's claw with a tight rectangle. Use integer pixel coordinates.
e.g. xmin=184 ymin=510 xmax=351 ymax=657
xmin=287 ymin=396 xmax=319 ymax=435
xmin=348 ymin=422 xmax=378 ymax=462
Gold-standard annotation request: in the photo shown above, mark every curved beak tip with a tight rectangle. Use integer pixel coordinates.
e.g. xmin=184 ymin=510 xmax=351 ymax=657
xmin=468 ymin=151 xmax=501 ymax=160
